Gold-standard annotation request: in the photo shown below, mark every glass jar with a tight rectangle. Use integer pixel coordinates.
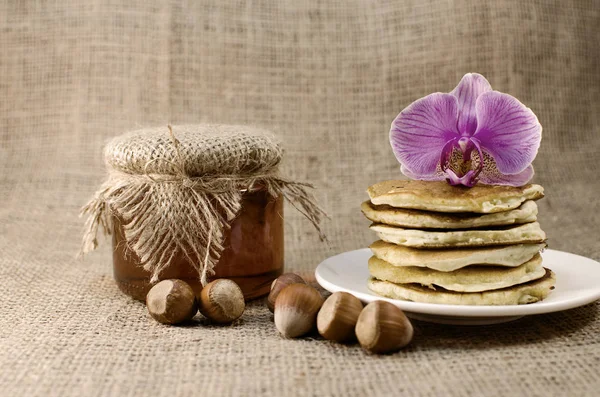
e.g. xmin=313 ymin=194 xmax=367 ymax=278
xmin=112 ymin=189 xmax=284 ymax=301
xmin=80 ymin=125 xmax=322 ymax=304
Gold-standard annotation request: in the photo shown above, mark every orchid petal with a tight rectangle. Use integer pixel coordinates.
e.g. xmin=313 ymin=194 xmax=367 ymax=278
xmin=479 ymin=165 xmax=535 ymax=186
xmin=450 ymin=73 xmax=492 ymax=136
xmin=400 ymin=164 xmax=444 ymax=181
xmin=446 ymin=169 xmax=478 ymax=187
xmin=478 ymin=150 xmax=535 ymax=186
xmin=390 ymin=93 xmax=459 ymax=178
xmin=473 ymin=91 xmax=542 ymax=175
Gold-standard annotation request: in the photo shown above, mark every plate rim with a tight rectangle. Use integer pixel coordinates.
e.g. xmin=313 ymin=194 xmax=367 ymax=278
xmin=315 ymin=248 xmax=600 ymax=318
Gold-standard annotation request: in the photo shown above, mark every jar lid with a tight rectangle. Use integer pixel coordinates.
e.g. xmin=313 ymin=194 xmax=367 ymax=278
xmin=104 ymin=124 xmax=283 ymax=177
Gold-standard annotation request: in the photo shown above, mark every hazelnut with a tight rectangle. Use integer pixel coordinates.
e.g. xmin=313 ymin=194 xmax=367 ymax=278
xmin=274 ymin=283 xmax=323 ymax=338
xmin=146 ymin=279 xmax=198 ymax=325
xmin=267 ymin=273 xmax=306 ymax=312
xmin=198 ymin=279 xmax=245 ymax=324
xmin=355 ymin=301 xmax=413 ymax=354
xmin=317 ymin=292 xmax=363 ymax=343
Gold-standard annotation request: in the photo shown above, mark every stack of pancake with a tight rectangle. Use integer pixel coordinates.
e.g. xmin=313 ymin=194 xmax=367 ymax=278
xmin=361 ymin=180 xmax=556 ymax=305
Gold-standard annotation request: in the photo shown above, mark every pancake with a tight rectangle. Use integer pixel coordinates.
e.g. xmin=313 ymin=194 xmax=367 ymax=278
xmin=370 ymin=241 xmax=545 ymax=272
xmin=361 ymin=200 xmax=538 ymax=229
xmin=370 ymin=222 xmax=546 ymax=248
xmin=368 ymin=254 xmax=545 ymax=292
xmin=368 ymin=268 xmax=556 ymax=305
xmin=367 ymin=180 xmax=544 ymax=213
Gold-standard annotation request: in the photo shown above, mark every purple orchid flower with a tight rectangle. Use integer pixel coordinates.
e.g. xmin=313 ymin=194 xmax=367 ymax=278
xmin=390 ymin=73 xmax=542 ymax=187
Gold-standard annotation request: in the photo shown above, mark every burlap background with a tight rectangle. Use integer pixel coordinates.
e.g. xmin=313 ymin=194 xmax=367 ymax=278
xmin=1 ymin=1 xmax=599 ymax=396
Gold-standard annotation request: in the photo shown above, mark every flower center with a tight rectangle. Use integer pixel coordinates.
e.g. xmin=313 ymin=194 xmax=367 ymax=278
xmin=440 ymin=137 xmax=484 ymax=187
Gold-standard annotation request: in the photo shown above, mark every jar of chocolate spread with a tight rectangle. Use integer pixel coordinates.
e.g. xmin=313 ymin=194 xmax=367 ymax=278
xmin=81 ymin=124 xmax=323 ymax=301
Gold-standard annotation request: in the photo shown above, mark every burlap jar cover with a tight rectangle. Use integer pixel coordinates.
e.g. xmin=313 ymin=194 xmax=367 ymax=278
xmin=81 ymin=124 xmax=326 ymax=285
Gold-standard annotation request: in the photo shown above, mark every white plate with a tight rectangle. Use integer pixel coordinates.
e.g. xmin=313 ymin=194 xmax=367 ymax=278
xmin=315 ymin=248 xmax=600 ymax=325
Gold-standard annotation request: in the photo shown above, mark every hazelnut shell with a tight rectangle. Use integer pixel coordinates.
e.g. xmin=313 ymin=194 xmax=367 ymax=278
xmin=267 ymin=273 xmax=306 ymax=312
xmin=274 ymin=283 xmax=323 ymax=338
xmin=355 ymin=300 xmax=413 ymax=354
xmin=146 ymin=279 xmax=198 ymax=325
xmin=198 ymin=279 xmax=245 ymax=324
xmin=317 ymin=292 xmax=363 ymax=343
